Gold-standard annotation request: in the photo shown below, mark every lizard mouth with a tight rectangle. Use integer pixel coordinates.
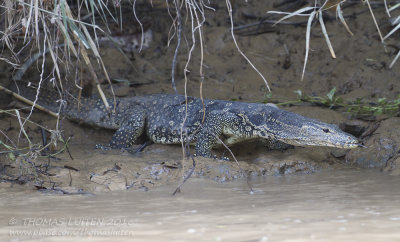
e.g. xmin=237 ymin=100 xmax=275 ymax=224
xmin=282 ymin=138 xmax=360 ymax=149
xmin=341 ymin=141 xmax=361 ymax=149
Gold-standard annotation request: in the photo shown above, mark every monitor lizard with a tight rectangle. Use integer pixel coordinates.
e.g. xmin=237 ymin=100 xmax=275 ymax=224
xmin=3 ymin=85 xmax=360 ymax=157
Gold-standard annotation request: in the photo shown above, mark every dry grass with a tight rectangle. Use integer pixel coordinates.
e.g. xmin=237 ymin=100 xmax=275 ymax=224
xmin=0 ymin=0 xmax=128 ymax=185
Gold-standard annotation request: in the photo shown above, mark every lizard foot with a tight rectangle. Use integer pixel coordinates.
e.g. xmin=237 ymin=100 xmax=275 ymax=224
xmin=219 ymin=151 xmax=230 ymax=161
xmin=126 ymin=141 xmax=153 ymax=155
xmin=194 ymin=153 xmax=230 ymax=161
xmin=220 ymin=156 xmax=230 ymax=161
xmin=214 ymin=155 xmax=230 ymax=161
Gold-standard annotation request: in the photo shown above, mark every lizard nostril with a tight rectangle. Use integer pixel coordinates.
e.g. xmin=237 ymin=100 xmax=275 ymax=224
xmin=323 ymin=128 xmax=330 ymax=133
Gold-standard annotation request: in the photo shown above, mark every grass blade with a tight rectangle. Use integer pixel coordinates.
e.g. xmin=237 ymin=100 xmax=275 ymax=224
xmin=388 ymin=3 xmax=400 ymax=12
xmin=383 ymin=22 xmax=400 ymax=40
xmin=389 ymin=50 xmax=400 ymax=68
xmin=337 ymin=4 xmax=353 ymax=36
xmin=365 ymin=0 xmax=384 ymax=43
xmin=319 ymin=11 xmax=336 ymax=58
xmin=268 ymin=6 xmax=316 ymax=26
xmin=302 ymin=10 xmax=316 ymax=80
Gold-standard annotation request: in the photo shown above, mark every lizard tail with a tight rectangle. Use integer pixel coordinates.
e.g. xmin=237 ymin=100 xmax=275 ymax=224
xmin=2 ymin=82 xmax=71 ymax=118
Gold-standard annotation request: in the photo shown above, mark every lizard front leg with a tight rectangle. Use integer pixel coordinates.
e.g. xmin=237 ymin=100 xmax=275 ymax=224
xmin=109 ymin=109 xmax=146 ymax=149
xmin=194 ymin=112 xmax=224 ymax=158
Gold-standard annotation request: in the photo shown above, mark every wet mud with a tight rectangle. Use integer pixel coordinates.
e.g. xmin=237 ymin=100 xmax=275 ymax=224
xmin=0 ymin=112 xmax=334 ymax=192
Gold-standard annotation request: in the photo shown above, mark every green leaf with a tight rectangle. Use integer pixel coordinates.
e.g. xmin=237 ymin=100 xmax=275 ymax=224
xmin=112 ymin=78 xmax=130 ymax=83
xmin=68 ymin=19 xmax=90 ymax=49
xmin=60 ymin=0 xmax=71 ymax=43
xmin=326 ymin=87 xmax=336 ymax=102
xmin=335 ymin=97 xmax=344 ymax=104
xmin=321 ymin=99 xmax=329 ymax=105
xmin=355 ymin=98 xmax=363 ymax=104
xmin=7 ymin=152 xmax=15 ymax=161
xmin=375 ymin=107 xmax=383 ymax=115
xmin=0 ymin=140 xmax=13 ymax=150
xmin=294 ymin=90 xmax=302 ymax=98
xmin=378 ymin=98 xmax=387 ymax=105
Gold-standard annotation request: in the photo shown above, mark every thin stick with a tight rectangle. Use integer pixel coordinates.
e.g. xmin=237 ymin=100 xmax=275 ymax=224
xmin=225 ymin=0 xmax=270 ymax=92
xmin=21 ymin=33 xmax=48 ymax=133
xmin=171 ymin=0 xmax=182 ymax=94
xmin=212 ymin=133 xmax=254 ymax=193
xmin=132 ymin=0 xmax=145 ymax=52
xmin=365 ymin=0 xmax=384 ymax=43
xmin=172 ymin=147 xmax=196 ymax=196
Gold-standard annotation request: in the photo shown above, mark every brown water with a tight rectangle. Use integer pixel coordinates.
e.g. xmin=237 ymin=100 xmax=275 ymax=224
xmin=1 ymin=169 xmax=399 ymax=242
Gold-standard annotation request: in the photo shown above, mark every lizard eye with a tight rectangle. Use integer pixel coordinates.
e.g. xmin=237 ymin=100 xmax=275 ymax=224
xmin=323 ymin=128 xmax=330 ymax=133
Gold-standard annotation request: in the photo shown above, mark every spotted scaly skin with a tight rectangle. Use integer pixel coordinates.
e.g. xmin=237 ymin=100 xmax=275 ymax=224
xmin=14 ymin=89 xmax=360 ymax=157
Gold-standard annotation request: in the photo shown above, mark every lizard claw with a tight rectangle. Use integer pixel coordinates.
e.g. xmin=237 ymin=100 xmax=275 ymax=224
xmin=220 ymin=156 xmax=230 ymax=161
xmin=212 ymin=155 xmax=229 ymax=161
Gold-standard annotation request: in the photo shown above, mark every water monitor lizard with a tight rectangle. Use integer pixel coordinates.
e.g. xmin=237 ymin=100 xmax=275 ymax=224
xmin=4 ymin=85 xmax=359 ymax=157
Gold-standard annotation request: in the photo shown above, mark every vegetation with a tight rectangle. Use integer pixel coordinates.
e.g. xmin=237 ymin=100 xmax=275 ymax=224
xmin=264 ymin=87 xmax=400 ymax=117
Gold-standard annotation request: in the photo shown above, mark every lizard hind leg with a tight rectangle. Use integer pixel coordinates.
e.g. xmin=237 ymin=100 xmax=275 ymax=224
xmin=109 ymin=110 xmax=146 ymax=149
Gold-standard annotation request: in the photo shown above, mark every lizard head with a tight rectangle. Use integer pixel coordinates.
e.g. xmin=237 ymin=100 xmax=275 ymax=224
xmin=245 ymin=106 xmax=360 ymax=149
xmin=273 ymin=120 xmax=360 ymax=148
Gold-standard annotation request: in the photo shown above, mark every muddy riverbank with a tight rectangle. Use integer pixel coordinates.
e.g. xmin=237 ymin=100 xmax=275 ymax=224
xmin=1 ymin=1 xmax=400 ymax=241
xmin=0 ymin=0 xmax=399 ymax=198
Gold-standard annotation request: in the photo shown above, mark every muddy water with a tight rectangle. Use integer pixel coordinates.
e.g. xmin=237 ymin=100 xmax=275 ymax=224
xmin=1 ymin=169 xmax=399 ymax=242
